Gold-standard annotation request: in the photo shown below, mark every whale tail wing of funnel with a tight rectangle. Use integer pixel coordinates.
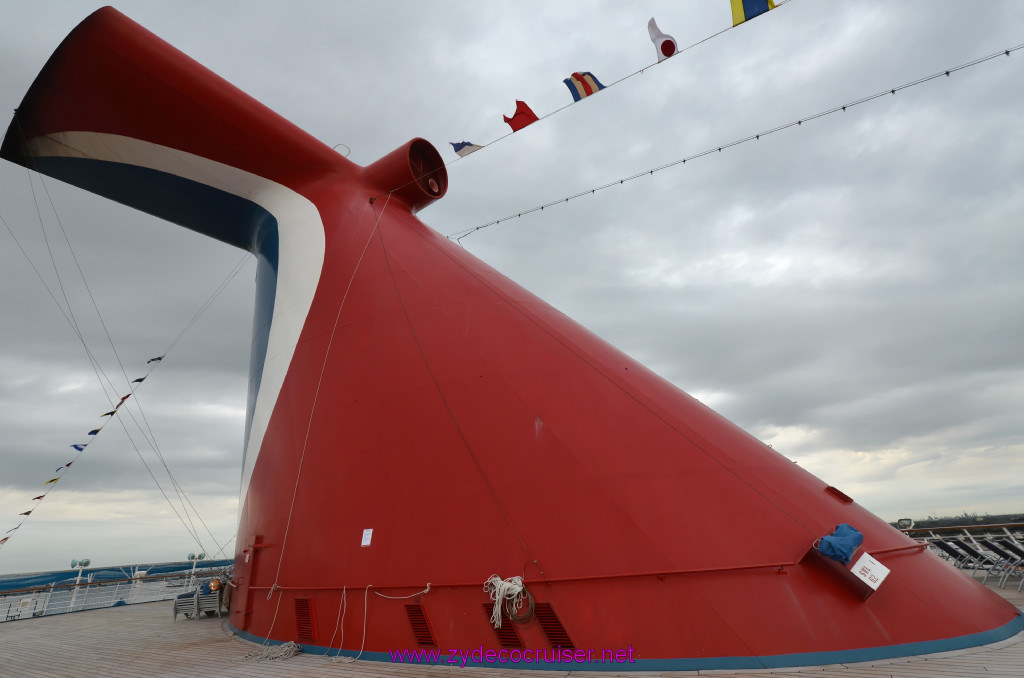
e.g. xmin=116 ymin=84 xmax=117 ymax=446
xmin=0 ymin=7 xmax=357 ymax=502
xmin=0 ymin=6 xmax=358 ymax=251
xmin=0 ymin=6 xmax=452 ymax=531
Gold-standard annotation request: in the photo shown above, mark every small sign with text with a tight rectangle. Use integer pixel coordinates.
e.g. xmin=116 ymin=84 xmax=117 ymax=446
xmin=851 ymin=552 xmax=889 ymax=590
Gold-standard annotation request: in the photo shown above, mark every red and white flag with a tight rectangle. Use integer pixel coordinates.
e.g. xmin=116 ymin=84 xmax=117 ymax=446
xmin=648 ymin=18 xmax=677 ymax=62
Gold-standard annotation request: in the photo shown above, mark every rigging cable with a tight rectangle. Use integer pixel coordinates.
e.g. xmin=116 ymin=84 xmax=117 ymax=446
xmin=22 ymin=169 xmax=211 ymax=548
xmin=33 ymin=170 xmax=209 ymax=550
xmin=19 ymin=118 xmax=233 ymax=552
xmin=0 ymin=192 xmax=251 ymax=553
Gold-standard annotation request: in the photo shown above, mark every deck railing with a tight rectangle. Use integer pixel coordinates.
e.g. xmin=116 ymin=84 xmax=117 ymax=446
xmin=1 ymin=568 xmax=230 ymax=623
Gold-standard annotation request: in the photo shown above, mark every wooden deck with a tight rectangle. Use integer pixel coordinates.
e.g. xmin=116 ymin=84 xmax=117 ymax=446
xmin=1 ymin=580 xmax=1021 ymax=677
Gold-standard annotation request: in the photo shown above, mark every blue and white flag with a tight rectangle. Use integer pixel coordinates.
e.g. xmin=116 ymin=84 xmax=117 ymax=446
xmin=450 ymin=141 xmax=483 ymax=157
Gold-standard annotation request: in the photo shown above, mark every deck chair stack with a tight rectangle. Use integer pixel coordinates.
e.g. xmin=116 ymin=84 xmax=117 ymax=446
xmin=172 ymin=592 xmax=198 ymax=621
xmin=171 ymin=583 xmax=224 ymax=620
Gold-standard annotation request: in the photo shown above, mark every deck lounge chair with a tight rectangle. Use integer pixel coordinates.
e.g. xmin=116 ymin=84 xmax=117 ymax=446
xmin=996 ymin=538 xmax=1024 ymax=591
xmin=977 ymin=538 xmax=1022 ymax=588
xmin=930 ymin=539 xmax=970 ymax=568
xmin=949 ymin=538 xmax=999 ymax=582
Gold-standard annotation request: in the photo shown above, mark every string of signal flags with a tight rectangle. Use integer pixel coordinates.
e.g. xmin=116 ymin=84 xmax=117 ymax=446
xmin=0 ymin=356 xmax=165 ymax=548
xmin=0 ymin=199 xmax=250 ymax=552
xmin=15 ymin=2 xmax=787 ymax=553
xmin=447 ymin=0 xmax=785 ymax=160
xmin=446 ymin=33 xmax=1022 ymax=242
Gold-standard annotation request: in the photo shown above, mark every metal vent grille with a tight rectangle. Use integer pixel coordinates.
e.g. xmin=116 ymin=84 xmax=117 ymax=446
xmin=482 ymin=603 xmax=523 ymax=648
xmin=535 ymin=602 xmax=573 ymax=649
xmin=405 ymin=604 xmax=437 ymax=646
xmin=294 ymin=598 xmax=316 ymax=643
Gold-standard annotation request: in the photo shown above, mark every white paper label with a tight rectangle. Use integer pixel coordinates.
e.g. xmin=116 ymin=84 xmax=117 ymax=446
xmin=851 ymin=552 xmax=889 ymax=590
xmin=361 ymin=528 xmax=373 ymax=547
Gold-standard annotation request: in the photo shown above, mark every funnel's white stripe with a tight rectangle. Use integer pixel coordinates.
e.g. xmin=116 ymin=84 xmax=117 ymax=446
xmin=28 ymin=132 xmax=325 ymax=514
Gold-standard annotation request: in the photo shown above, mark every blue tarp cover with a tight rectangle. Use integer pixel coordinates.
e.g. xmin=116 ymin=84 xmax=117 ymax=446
xmin=818 ymin=523 xmax=863 ymax=565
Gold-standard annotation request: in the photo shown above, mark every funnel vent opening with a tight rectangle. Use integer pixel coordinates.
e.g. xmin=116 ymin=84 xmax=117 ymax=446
xmin=535 ymin=602 xmax=574 ymax=649
xmin=294 ymin=597 xmax=316 ymax=643
xmin=405 ymin=604 xmax=437 ymax=646
xmin=483 ymin=603 xmax=523 ymax=648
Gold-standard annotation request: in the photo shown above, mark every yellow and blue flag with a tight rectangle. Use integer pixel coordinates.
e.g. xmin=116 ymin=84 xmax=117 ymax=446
xmin=731 ymin=0 xmax=776 ymax=26
xmin=563 ymin=72 xmax=606 ymax=102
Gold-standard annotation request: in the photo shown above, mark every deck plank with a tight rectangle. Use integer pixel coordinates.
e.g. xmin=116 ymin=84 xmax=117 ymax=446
xmin=0 ymin=582 xmax=1021 ymax=678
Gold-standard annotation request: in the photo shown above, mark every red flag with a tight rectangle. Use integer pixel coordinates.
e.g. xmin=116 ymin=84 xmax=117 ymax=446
xmin=116 ymin=393 xmax=132 ymax=408
xmin=503 ymin=100 xmax=538 ymax=132
xmin=32 ymin=495 xmax=44 ymax=500
xmin=0 ymin=537 xmax=9 ymax=545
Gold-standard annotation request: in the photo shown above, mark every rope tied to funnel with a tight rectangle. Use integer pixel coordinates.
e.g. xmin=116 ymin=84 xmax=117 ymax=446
xmin=484 ymin=574 xmax=534 ymax=628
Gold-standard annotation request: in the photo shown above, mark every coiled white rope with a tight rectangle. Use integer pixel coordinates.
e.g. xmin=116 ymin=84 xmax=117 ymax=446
xmin=484 ymin=574 xmax=525 ymax=629
xmin=238 ymin=640 xmax=302 ymax=662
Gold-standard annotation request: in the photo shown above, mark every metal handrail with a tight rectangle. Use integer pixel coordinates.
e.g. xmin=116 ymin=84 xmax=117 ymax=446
xmin=904 ymin=522 xmax=1024 ymax=536
xmin=1 ymin=568 xmax=232 ymax=623
xmin=0 ymin=569 xmax=229 ymax=597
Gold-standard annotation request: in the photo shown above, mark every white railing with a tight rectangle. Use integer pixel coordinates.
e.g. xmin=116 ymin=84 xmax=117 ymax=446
xmin=1 ymin=570 xmax=229 ymax=623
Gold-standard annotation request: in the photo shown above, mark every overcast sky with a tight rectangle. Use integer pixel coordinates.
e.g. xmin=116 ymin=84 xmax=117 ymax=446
xmin=1 ymin=1 xmax=1021 ymax=574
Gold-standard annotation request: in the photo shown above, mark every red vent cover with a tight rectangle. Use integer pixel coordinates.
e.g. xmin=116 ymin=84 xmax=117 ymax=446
xmin=535 ymin=602 xmax=573 ymax=649
xmin=483 ymin=602 xmax=523 ymax=648
xmin=294 ymin=597 xmax=316 ymax=644
xmin=405 ymin=604 xmax=437 ymax=647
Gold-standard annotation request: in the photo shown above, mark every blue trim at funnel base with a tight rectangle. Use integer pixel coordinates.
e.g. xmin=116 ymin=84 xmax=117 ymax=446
xmin=228 ymin=611 xmax=1023 ymax=671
